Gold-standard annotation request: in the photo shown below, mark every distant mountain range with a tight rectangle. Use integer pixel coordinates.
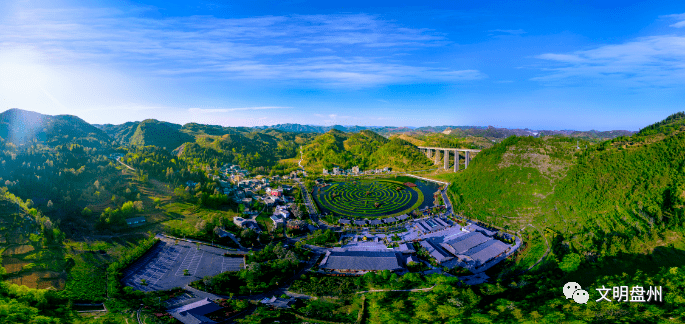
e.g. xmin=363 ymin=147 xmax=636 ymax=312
xmin=254 ymin=123 xmax=635 ymax=139
xmin=0 ymin=109 xmax=636 ymax=156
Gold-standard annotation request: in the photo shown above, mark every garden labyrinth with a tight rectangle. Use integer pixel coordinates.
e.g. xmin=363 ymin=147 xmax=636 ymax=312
xmin=313 ymin=180 xmax=422 ymax=218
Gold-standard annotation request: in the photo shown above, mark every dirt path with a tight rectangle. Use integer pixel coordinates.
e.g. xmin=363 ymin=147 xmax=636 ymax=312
xmin=521 ymin=223 xmax=550 ymax=272
xmin=116 ymin=157 xmax=135 ymax=171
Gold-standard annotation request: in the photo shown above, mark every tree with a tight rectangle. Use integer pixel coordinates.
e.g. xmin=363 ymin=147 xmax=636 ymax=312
xmin=46 ymin=200 xmax=53 ymax=209
xmin=559 ymin=253 xmax=582 ymax=273
xmin=94 ymin=180 xmax=100 ymax=190
xmin=82 ymin=207 xmax=92 ymax=216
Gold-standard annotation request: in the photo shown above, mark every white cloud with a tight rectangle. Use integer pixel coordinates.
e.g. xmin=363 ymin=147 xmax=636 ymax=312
xmin=490 ymin=29 xmax=526 ymax=35
xmin=0 ymin=6 xmax=478 ymax=87
xmin=664 ymin=13 xmax=685 ymax=28
xmin=188 ymin=107 xmax=292 ymax=113
xmin=534 ymin=35 xmax=685 ymax=87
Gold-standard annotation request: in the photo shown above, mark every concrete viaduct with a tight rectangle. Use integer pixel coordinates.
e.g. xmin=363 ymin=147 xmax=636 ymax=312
xmin=418 ymin=147 xmax=481 ymax=172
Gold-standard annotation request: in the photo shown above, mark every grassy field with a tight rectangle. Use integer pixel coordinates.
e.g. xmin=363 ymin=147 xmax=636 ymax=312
xmin=62 ymin=234 xmax=150 ymax=302
xmin=160 ymin=202 xmax=240 ymax=237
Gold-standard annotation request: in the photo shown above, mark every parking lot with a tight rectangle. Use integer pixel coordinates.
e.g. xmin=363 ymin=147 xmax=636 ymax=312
xmin=122 ymin=237 xmax=245 ymax=292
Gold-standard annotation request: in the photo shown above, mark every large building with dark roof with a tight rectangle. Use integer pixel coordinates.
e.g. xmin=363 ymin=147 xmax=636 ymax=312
xmin=319 ymin=251 xmax=404 ymax=273
xmin=464 ymin=240 xmax=510 ymax=267
xmin=167 ymin=298 xmax=222 ymax=324
xmin=440 ymin=232 xmax=489 ymax=256
xmin=438 ymin=231 xmax=512 ymax=268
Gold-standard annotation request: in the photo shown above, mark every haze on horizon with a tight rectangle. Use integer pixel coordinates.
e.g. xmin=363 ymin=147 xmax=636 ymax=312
xmin=2 ymin=0 xmax=685 ymax=131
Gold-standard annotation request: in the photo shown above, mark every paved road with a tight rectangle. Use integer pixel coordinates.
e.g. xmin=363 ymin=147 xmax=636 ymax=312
xmin=298 ymin=146 xmax=303 ymax=168
xmin=136 ymin=306 xmax=143 ymax=324
xmin=296 ymin=180 xmax=328 ymax=229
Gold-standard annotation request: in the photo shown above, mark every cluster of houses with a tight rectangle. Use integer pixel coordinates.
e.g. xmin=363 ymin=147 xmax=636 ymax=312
xmin=322 ymin=166 xmax=392 ymax=176
xmin=338 ymin=214 xmax=410 ymax=227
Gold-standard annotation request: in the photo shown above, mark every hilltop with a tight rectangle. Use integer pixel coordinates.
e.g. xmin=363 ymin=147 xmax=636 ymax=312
xmin=0 ymin=108 xmax=112 ymax=149
xmin=254 ymin=123 xmax=635 ymax=139
xmin=128 ymin=119 xmax=193 ymax=151
xmin=301 ymin=129 xmax=433 ymax=171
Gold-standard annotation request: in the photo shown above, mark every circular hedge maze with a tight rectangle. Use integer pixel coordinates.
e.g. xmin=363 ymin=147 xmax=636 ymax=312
xmin=313 ymin=180 xmax=422 ymax=218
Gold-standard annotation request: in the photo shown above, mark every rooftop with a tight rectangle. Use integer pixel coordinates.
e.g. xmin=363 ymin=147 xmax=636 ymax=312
xmin=441 ymin=232 xmax=489 ymax=256
xmin=167 ymin=298 xmax=222 ymax=324
xmin=465 ymin=240 xmax=510 ymax=266
xmin=320 ymin=251 xmax=403 ymax=271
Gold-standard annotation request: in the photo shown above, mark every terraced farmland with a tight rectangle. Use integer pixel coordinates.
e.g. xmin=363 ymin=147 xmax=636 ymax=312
xmin=313 ymin=180 xmax=423 ymax=218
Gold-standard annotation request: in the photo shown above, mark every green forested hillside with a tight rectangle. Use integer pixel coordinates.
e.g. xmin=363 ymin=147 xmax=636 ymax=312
xmin=0 ymin=109 xmax=112 ymax=149
xmin=301 ymin=129 xmax=433 ymax=171
xmin=443 ymin=116 xmax=685 ymax=256
xmin=129 ymin=119 xmax=193 ymax=150
xmin=97 ymin=121 xmax=140 ymax=145
xmin=427 ymin=114 xmax=685 ymax=322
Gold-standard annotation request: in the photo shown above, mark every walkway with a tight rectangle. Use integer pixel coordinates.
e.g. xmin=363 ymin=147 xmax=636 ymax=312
xmin=401 ymin=173 xmax=449 ymax=186
xmin=355 ymin=285 xmax=436 ymax=294
xmin=116 ymin=156 xmax=135 ymax=171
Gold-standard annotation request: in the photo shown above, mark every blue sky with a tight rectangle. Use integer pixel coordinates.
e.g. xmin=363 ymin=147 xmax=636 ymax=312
xmin=1 ymin=0 xmax=685 ymax=130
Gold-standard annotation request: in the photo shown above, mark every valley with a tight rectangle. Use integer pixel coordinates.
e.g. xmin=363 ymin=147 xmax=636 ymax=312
xmin=0 ymin=108 xmax=683 ymax=323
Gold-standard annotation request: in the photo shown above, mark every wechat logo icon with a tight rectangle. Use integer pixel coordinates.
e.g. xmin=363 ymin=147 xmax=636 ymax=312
xmin=563 ymin=282 xmax=589 ymax=304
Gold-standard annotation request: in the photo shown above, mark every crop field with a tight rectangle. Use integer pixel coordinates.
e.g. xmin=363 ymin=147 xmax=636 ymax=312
xmin=313 ymin=180 xmax=422 ymax=218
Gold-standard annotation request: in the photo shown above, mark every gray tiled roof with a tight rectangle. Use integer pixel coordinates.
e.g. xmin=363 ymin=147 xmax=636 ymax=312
xmin=338 ymin=219 xmax=352 ymax=225
xmin=354 ymin=220 xmax=368 ymax=226
xmin=369 ymin=219 xmax=383 ymax=226
xmin=399 ymin=243 xmax=415 ymax=253
xmin=419 ymin=240 xmax=452 ymax=263
xmin=422 ymin=219 xmax=445 ymax=232
xmin=466 ymin=239 xmax=510 ymax=266
xmin=416 ymin=222 xmax=431 ymax=232
xmin=442 ymin=232 xmax=489 ymax=256
xmin=320 ymin=251 xmax=403 ymax=271
xmin=168 ymin=298 xmax=222 ymax=324
xmin=396 ymin=214 xmax=409 ymax=221
xmin=434 ymin=218 xmax=449 ymax=227
xmin=383 ymin=217 xmax=397 ymax=223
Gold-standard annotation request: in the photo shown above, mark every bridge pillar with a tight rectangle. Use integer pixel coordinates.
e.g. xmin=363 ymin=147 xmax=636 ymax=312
xmin=444 ymin=150 xmax=449 ymax=170
xmin=465 ymin=151 xmax=470 ymax=169
xmin=454 ymin=150 xmax=459 ymax=172
xmin=434 ymin=149 xmax=440 ymax=165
